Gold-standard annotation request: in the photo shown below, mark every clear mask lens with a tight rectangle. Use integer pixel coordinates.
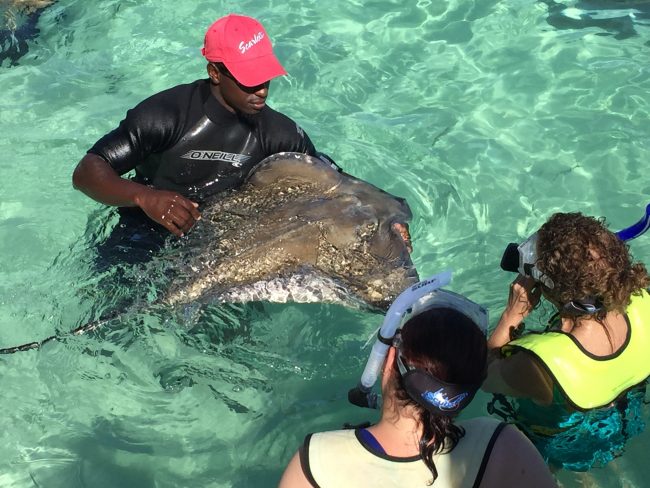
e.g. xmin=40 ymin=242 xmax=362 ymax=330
xmin=517 ymin=232 xmax=554 ymax=289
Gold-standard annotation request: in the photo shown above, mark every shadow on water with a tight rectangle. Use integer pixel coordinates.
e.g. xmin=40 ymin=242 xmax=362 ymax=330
xmin=26 ymin=419 xmax=157 ymax=488
xmin=0 ymin=0 xmax=57 ymax=66
xmin=12 ymin=294 xmax=379 ymax=487
xmin=540 ymin=0 xmax=650 ymax=40
xmin=0 ymin=206 xmax=180 ymax=353
xmin=23 ymin=415 xmax=234 ymax=487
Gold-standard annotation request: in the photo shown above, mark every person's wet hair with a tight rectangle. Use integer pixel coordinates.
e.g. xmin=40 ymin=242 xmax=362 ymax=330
xmin=390 ymin=307 xmax=487 ymax=484
xmin=537 ymin=212 xmax=649 ymax=314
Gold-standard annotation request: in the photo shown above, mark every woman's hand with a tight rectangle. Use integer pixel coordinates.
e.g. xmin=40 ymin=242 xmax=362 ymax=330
xmin=488 ymin=275 xmax=542 ymax=350
xmin=502 ymin=275 xmax=542 ymax=324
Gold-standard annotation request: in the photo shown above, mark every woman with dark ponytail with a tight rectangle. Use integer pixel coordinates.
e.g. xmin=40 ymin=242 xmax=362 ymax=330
xmin=280 ymin=295 xmax=555 ymax=487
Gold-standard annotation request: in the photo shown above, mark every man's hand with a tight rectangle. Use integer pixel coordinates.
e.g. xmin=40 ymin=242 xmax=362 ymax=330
xmin=136 ymin=188 xmax=201 ymax=237
xmin=392 ymin=222 xmax=413 ymax=254
xmin=73 ymin=154 xmax=201 ymax=237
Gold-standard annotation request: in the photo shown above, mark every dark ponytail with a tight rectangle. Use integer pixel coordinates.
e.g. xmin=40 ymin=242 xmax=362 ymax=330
xmin=417 ymin=409 xmax=465 ymax=483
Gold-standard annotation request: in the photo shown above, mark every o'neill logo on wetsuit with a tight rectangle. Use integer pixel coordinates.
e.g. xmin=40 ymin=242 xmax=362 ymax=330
xmin=239 ymin=32 xmax=264 ymax=54
xmin=180 ymin=150 xmax=251 ymax=168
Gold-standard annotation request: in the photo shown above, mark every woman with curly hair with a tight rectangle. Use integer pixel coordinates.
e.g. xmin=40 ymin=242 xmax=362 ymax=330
xmin=280 ymin=297 xmax=555 ymax=487
xmin=484 ymin=212 xmax=650 ymax=471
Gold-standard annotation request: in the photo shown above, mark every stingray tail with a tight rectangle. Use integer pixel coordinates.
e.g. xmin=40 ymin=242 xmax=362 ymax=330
xmin=0 ymin=312 xmax=119 ymax=355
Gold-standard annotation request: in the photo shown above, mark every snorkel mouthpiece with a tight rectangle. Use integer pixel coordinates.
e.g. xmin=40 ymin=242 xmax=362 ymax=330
xmin=348 ymin=384 xmax=378 ymax=409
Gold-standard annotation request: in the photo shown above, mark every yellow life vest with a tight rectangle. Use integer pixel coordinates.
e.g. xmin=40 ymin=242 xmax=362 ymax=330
xmin=303 ymin=417 xmax=503 ymax=487
xmin=504 ymin=290 xmax=650 ymax=410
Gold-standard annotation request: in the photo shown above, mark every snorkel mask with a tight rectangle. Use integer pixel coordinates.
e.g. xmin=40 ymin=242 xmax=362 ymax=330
xmin=500 ymin=203 xmax=650 ymax=315
xmin=502 ymin=204 xmax=650 ymax=282
xmin=500 ymin=232 xmax=553 ymax=289
xmin=501 ymin=232 xmax=607 ymax=316
xmin=348 ymin=271 xmax=488 ymax=411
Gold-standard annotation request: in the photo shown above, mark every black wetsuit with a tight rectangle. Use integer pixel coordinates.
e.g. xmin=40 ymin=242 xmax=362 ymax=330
xmin=87 ymin=78 xmax=317 ymax=267
xmin=89 ymin=78 xmax=316 ymax=200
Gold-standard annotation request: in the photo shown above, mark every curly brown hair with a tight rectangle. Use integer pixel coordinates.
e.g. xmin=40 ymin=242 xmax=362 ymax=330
xmin=537 ymin=212 xmax=649 ymax=313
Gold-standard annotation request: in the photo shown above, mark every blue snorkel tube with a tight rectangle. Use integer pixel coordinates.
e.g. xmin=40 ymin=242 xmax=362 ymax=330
xmin=348 ymin=270 xmax=452 ymax=409
xmin=615 ymin=203 xmax=650 ymax=241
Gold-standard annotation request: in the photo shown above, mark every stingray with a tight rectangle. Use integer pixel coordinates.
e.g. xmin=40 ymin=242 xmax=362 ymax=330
xmin=540 ymin=0 xmax=650 ymax=39
xmin=0 ymin=0 xmax=55 ymax=66
xmin=164 ymin=152 xmax=418 ymax=310
xmin=1 ymin=152 xmax=418 ymax=353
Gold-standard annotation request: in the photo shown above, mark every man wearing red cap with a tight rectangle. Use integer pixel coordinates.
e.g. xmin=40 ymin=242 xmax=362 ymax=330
xmin=73 ymin=14 xmax=327 ymax=260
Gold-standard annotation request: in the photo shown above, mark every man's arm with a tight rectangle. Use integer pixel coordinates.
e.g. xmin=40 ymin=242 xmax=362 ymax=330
xmin=72 ymin=153 xmax=200 ymax=237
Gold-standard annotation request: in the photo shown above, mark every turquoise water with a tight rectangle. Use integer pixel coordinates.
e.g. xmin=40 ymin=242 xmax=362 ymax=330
xmin=1 ymin=0 xmax=649 ymax=486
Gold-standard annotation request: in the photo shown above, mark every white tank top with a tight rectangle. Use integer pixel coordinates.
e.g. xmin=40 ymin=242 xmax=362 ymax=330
xmin=302 ymin=417 xmax=504 ymax=487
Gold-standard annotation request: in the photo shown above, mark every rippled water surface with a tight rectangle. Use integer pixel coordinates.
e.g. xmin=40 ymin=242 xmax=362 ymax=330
xmin=1 ymin=0 xmax=649 ymax=486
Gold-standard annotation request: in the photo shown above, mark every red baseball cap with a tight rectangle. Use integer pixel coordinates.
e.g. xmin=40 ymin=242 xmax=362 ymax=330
xmin=201 ymin=14 xmax=287 ymax=87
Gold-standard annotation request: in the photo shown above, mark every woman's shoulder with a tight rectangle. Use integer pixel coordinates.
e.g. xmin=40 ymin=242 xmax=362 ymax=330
xmin=480 ymin=424 xmax=557 ymax=487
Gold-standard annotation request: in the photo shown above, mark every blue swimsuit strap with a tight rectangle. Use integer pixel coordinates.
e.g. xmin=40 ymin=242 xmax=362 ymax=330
xmin=358 ymin=428 xmax=386 ymax=455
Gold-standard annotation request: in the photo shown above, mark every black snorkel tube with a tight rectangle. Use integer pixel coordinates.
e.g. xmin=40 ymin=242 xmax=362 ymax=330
xmin=348 ymin=271 xmax=452 ymax=409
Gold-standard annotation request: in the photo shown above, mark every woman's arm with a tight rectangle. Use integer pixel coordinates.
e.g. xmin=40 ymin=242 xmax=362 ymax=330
xmin=483 ymin=352 xmax=554 ymax=405
xmin=488 ymin=275 xmax=541 ymax=350
xmin=484 ymin=276 xmax=552 ymax=403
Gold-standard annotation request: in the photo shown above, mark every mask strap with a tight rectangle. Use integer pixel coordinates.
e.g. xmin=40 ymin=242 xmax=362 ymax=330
xmin=561 ymin=297 xmax=603 ymax=316
xmin=394 ymin=342 xmax=481 ymax=415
